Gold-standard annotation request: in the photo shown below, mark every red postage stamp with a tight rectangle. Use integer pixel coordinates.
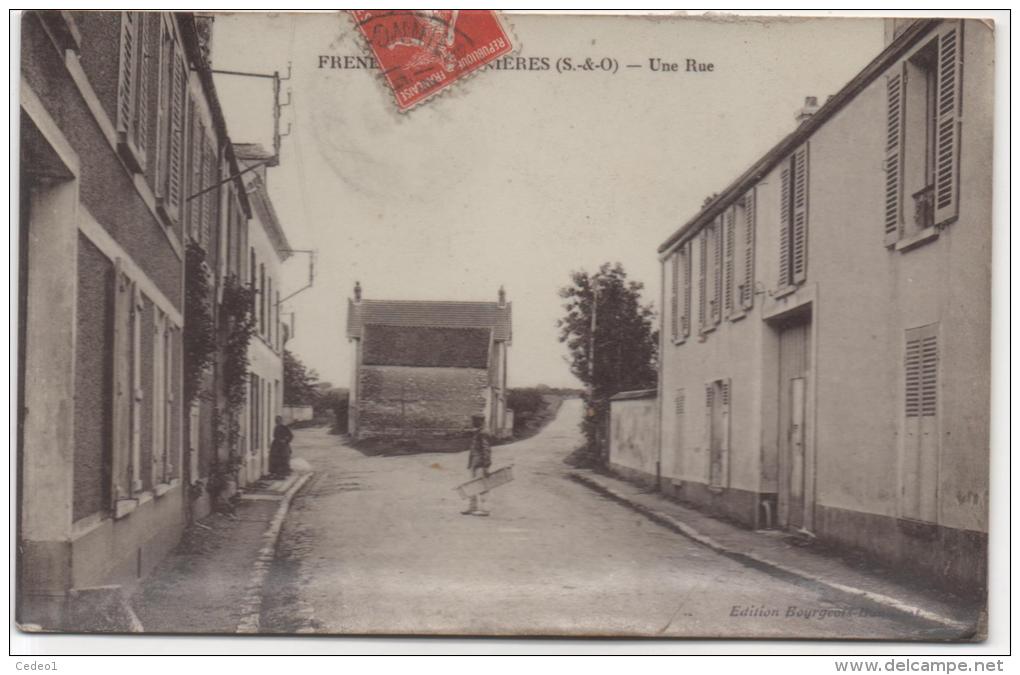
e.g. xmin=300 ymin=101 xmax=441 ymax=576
xmin=350 ymin=10 xmax=514 ymax=111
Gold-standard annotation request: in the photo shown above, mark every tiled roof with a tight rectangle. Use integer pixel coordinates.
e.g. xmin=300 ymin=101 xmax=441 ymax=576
xmin=347 ymin=299 xmax=512 ymax=342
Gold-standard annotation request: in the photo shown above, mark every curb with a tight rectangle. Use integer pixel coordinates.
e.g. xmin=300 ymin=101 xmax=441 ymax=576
xmin=568 ymin=471 xmax=974 ymax=634
xmin=235 ymin=472 xmax=313 ymax=634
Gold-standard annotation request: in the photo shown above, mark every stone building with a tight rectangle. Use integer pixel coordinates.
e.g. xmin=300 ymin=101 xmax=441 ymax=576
xmin=235 ymin=144 xmax=291 ymax=486
xmin=346 ymin=285 xmax=512 ymax=440
xmin=17 ymin=11 xmax=261 ymax=627
xmin=650 ymin=19 xmax=992 ymax=593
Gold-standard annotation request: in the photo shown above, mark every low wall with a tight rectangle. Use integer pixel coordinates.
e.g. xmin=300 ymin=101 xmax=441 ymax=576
xmin=282 ymin=405 xmax=314 ymax=424
xmin=608 ymin=390 xmax=658 ymax=480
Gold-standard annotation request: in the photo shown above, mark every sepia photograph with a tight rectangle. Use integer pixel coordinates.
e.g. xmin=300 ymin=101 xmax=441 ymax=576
xmin=13 ymin=9 xmax=998 ymax=646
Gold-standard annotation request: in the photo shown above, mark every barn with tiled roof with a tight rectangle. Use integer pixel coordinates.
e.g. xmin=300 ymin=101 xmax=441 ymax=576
xmin=345 ymin=284 xmax=512 ymax=440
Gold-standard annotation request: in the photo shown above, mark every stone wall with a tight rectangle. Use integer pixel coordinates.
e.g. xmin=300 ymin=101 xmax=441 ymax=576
xmin=356 ymin=365 xmax=488 ymax=438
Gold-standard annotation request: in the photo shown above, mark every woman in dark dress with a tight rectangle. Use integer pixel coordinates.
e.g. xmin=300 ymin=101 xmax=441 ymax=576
xmin=269 ymin=416 xmax=294 ymax=477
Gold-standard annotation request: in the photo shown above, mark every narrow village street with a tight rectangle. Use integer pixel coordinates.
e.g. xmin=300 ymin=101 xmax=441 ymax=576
xmin=259 ymin=400 xmax=961 ymax=639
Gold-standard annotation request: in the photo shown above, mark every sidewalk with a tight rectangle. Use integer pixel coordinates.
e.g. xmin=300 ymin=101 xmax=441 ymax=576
xmin=131 ymin=471 xmax=310 ymax=633
xmin=569 ymin=469 xmax=983 ymax=638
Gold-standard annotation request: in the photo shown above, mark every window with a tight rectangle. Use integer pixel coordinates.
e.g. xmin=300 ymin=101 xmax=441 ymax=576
xmin=267 ymin=276 xmax=274 ymax=346
xmin=740 ymin=191 xmax=756 ymax=310
xmin=111 ymin=261 xmax=145 ymax=508
xmin=670 ymin=243 xmax=691 ymax=342
xmin=725 ymin=191 xmax=756 ymax=317
xmin=779 ymin=145 xmax=808 ymax=288
xmin=705 ymin=379 xmax=731 ymax=489
xmin=188 ymin=402 xmax=200 ymax=484
xmin=901 ymin=323 xmax=939 ymax=522
xmin=159 ymin=18 xmax=187 ymax=225
xmin=202 ymin=142 xmax=218 ymax=249
xmin=699 ymin=220 xmax=723 ymax=332
xmin=187 ymin=105 xmax=204 ymax=244
xmin=885 ymin=22 xmax=961 ymax=245
xmin=275 ymin=289 xmax=282 ymax=349
xmin=152 ymin=309 xmax=177 ymax=486
xmin=116 ymin=11 xmax=150 ymax=172
xmin=250 ymin=373 xmax=262 ymax=452
xmin=673 ymin=389 xmax=685 ymax=477
xmin=259 ymin=262 xmax=266 ymax=336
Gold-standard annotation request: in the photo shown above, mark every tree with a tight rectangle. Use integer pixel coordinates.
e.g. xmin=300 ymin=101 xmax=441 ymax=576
xmin=558 ymin=263 xmax=658 ymax=462
xmin=283 ymin=349 xmax=320 ymax=406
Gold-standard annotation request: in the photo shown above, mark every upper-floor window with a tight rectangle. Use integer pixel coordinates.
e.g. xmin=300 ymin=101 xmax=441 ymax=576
xmin=699 ymin=219 xmax=723 ymax=332
xmin=723 ymin=190 xmax=756 ymax=318
xmin=259 ymin=262 xmax=266 ymax=336
xmin=779 ymin=145 xmax=809 ymax=289
xmin=670 ymin=241 xmax=691 ymax=343
xmin=116 ymin=11 xmax=150 ymax=173
xmin=884 ymin=22 xmax=962 ymax=246
xmin=153 ymin=15 xmax=187 ymax=228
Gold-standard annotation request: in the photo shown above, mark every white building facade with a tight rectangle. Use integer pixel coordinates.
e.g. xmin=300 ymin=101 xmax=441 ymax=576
xmin=654 ymin=19 xmax=992 ymax=593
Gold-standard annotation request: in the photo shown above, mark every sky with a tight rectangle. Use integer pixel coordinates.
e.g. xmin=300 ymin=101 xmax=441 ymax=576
xmin=210 ymin=11 xmax=885 ymax=389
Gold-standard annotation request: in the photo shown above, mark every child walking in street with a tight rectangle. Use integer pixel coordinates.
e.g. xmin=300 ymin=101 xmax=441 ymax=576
xmin=462 ymin=415 xmax=492 ymax=516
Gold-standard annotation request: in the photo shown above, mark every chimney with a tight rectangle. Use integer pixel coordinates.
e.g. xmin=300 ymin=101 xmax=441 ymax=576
xmin=193 ymin=14 xmax=215 ymax=65
xmin=353 ymin=281 xmax=362 ymax=303
xmin=796 ymin=96 xmax=820 ymax=124
xmin=497 ymin=285 xmax=506 ymax=308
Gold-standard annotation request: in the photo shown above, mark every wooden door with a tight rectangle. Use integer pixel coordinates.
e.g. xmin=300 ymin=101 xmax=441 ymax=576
xmin=778 ymin=318 xmax=811 ymax=529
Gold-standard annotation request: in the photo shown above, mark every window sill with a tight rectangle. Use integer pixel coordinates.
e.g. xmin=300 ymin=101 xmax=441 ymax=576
xmin=154 ymin=479 xmax=179 ymax=498
xmin=116 ymin=133 xmax=146 ymax=175
xmin=894 ymin=226 xmax=939 ymax=253
xmin=772 ymin=285 xmax=798 ymax=300
xmin=729 ymin=310 xmax=747 ymax=323
xmin=113 ymin=498 xmax=138 ymax=520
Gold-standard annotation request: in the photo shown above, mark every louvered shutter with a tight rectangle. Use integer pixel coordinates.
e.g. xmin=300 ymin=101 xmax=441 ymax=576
xmin=933 ymin=22 xmax=962 ymax=226
xmin=132 ymin=12 xmax=151 ymax=165
xmin=704 ymin=382 xmax=714 ymax=456
xmin=202 ymin=143 xmax=216 ymax=250
xmin=713 ymin=219 xmax=723 ymax=324
xmin=166 ymin=326 xmax=176 ymax=478
xmin=698 ymin=234 xmax=707 ymax=330
xmin=791 ymin=145 xmax=809 ymax=284
xmin=741 ymin=190 xmax=756 ymax=310
xmin=670 ymin=253 xmax=679 ymax=341
xmin=719 ymin=379 xmax=731 ymax=487
xmin=152 ymin=311 xmax=165 ymax=483
xmin=153 ymin=19 xmax=171 ymax=199
xmin=673 ymin=389 xmax=685 ymax=477
xmin=884 ymin=67 xmax=906 ymax=244
xmin=190 ymin=117 xmax=204 ymax=243
xmin=903 ymin=325 xmax=939 ymax=521
xmin=682 ymin=242 xmax=692 ymax=337
xmin=779 ymin=165 xmax=792 ymax=288
xmin=112 ymin=260 xmax=133 ymax=503
xmin=117 ymin=12 xmax=139 ymax=140
xmin=130 ymin=284 xmax=144 ymax=494
xmin=166 ymin=49 xmax=185 ymax=220
xmin=724 ymin=207 xmax=735 ymax=316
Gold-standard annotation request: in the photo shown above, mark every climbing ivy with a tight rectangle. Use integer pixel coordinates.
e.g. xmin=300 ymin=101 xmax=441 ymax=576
xmin=218 ymin=275 xmax=257 ymax=457
xmin=183 ymin=242 xmax=216 ymax=406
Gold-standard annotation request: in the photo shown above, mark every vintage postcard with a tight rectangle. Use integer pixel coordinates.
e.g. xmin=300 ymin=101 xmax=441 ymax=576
xmin=15 ymin=11 xmax=994 ymax=641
